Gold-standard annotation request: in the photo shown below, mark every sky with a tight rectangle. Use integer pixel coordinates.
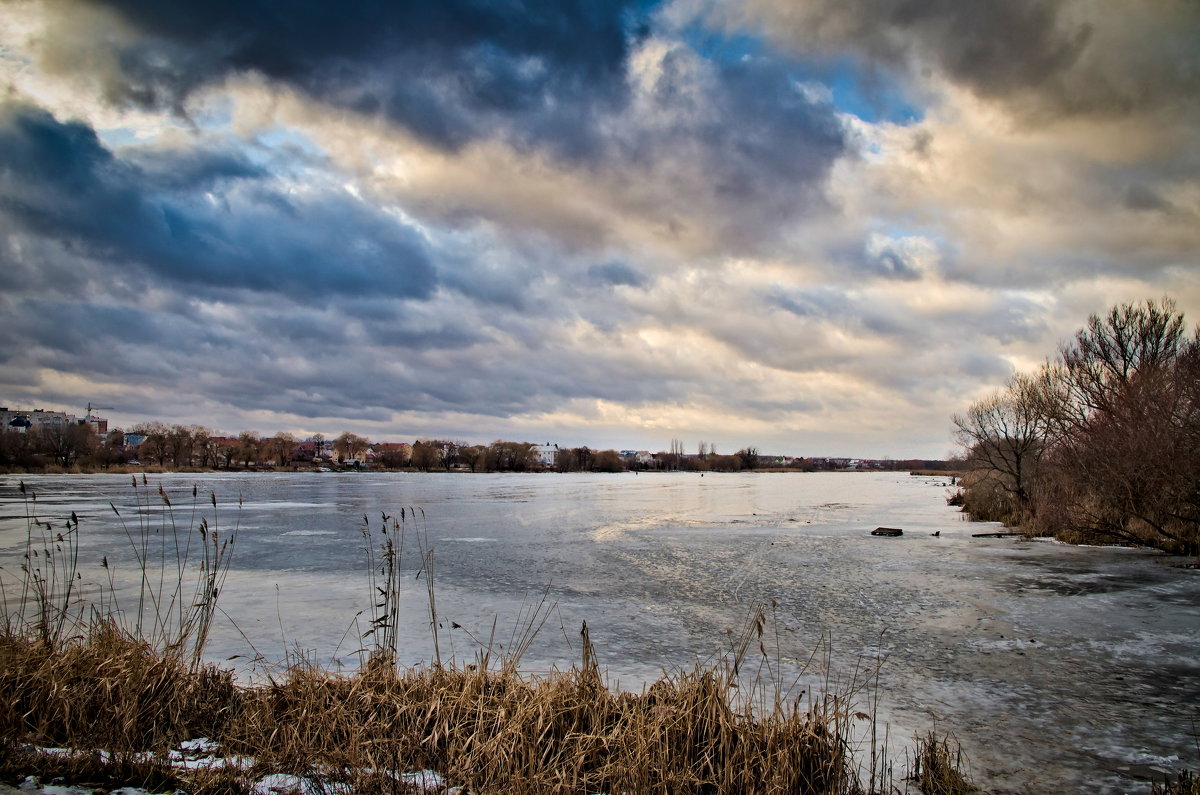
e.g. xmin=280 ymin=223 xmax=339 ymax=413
xmin=0 ymin=0 xmax=1197 ymax=459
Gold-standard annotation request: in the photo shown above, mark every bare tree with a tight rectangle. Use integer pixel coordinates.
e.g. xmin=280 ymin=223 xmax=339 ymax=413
xmin=167 ymin=425 xmax=196 ymax=468
xmin=736 ymin=447 xmax=759 ymax=470
xmin=459 ymin=444 xmax=487 ymax=472
xmin=40 ymin=422 xmax=96 ymax=467
xmin=270 ymin=432 xmax=298 ymax=467
xmin=953 ymin=298 xmax=1200 ymax=554
xmin=661 ymin=438 xmax=685 ymax=471
xmin=592 ymin=449 xmax=624 ymax=472
xmin=953 ymin=373 xmax=1051 ymax=521
xmin=131 ymin=422 xmax=170 ymax=466
xmin=192 ymin=427 xmax=218 ymax=469
xmin=485 ymin=441 xmax=537 ymax=471
xmin=411 ymin=440 xmax=439 ymax=471
xmin=437 ymin=440 xmax=460 ymax=470
xmin=1043 ymin=299 xmax=1200 ymax=551
xmin=333 ymin=432 xmax=369 ymax=463
xmin=236 ymin=431 xmax=261 ymax=468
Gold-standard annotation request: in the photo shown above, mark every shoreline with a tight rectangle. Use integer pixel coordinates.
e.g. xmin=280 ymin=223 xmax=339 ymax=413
xmin=2 ymin=465 xmax=961 ymax=477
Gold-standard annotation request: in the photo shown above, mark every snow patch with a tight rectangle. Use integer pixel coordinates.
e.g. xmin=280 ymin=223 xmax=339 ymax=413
xmin=178 ymin=737 xmax=219 ymax=754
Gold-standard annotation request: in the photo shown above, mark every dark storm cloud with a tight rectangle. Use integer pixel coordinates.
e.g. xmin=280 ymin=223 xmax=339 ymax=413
xmin=740 ymin=0 xmax=1199 ymax=121
xmin=1123 ymin=185 xmax=1173 ymax=214
xmin=5 ymin=302 xmax=175 ymax=354
xmin=612 ymin=47 xmax=847 ymax=253
xmin=438 ymin=258 xmax=537 ymax=311
xmin=0 ymin=301 xmax=208 ymax=383
xmin=865 ymin=244 xmax=923 ymax=281
xmin=587 ymin=261 xmax=648 ymax=289
xmin=698 ymin=56 xmax=844 ymax=198
xmin=0 ymin=103 xmax=437 ymax=301
xmin=34 ymin=1 xmax=858 ymax=262
xmin=763 ymin=283 xmax=1049 ymax=361
xmin=860 ymin=1 xmax=1091 ymax=99
xmin=0 ymin=291 xmax=465 ymax=423
xmin=763 ymin=286 xmax=851 ymax=320
xmin=957 ymin=352 xmax=1014 ymax=382
xmin=80 ymin=0 xmax=645 ymax=155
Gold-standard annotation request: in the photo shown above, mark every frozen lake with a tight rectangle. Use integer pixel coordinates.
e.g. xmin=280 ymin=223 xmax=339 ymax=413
xmin=1 ymin=471 xmax=1197 ymax=793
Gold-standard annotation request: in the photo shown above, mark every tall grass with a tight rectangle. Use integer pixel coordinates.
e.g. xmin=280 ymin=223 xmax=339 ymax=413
xmin=110 ymin=476 xmax=237 ymax=671
xmin=909 ymin=733 xmax=974 ymax=795
xmin=0 ymin=478 xmax=973 ymax=794
xmin=3 ymin=481 xmax=81 ymax=650
xmin=1 ymin=478 xmax=241 ymax=754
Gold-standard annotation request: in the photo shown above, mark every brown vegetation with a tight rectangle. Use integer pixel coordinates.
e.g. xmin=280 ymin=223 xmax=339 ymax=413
xmin=0 ymin=626 xmax=871 ymax=795
xmin=1153 ymin=771 xmax=1200 ymax=795
xmin=952 ymin=298 xmax=1200 ymax=555
xmin=909 ymin=733 xmax=974 ymax=795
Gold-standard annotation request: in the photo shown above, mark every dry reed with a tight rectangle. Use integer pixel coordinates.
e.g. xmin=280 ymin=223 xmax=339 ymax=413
xmin=1153 ymin=771 xmax=1200 ymax=795
xmin=909 ymin=732 xmax=973 ymax=795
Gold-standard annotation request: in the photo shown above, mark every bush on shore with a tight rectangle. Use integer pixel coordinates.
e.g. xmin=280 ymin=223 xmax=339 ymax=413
xmin=951 ymin=298 xmax=1200 ymax=555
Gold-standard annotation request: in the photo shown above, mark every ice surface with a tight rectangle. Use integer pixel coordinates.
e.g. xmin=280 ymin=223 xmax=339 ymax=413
xmin=2 ymin=471 xmax=1197 ymax=794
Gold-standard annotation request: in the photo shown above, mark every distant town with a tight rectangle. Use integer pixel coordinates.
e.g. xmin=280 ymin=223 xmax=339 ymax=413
xmin=0 ymin=405 xmax=953 ymax=474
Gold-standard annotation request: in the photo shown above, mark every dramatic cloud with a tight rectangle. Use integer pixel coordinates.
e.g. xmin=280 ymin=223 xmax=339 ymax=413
xmin=0 ymin=0 xmax=1196 ymax=457
xmin=712 ymin=0 xmax=1200 ymax=124
xmin=0 ymin=103 xmax=437 ymax=301
xmin=53 ymin=0 xmax=640 ymax=157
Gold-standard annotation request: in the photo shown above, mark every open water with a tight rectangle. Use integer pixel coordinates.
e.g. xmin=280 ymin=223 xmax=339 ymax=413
xmin=1 ymin=471 xmax=1197 ymax=793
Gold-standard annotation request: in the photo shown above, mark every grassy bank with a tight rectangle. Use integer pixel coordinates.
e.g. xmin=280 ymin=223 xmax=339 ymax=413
xmin=1 ymin=625 xmax=884 ymax=795
xmin=1 ymin=479 xmax=978 ymax=794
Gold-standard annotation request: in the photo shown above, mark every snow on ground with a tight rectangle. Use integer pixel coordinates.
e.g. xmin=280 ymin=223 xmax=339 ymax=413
xmin=7 ymin=739 xmax=459 ymax=795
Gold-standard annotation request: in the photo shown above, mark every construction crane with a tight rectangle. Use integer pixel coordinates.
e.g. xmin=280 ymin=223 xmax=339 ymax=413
xmin=85 ymin=402 xmax=114 ymax=418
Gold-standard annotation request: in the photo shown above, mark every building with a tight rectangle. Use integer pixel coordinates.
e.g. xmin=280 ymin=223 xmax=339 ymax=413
xmin=368 ymin=442 xmax=412 ymax=467
xmin=0 ymin=407 xmax=78 ymax=433
xmin=620 ymin=450 xmax=654 ymax=466
xmin=533 ymin=443 xmax=560 ymax=467
xmin=83 ymin=413 xmax=109 ymax=435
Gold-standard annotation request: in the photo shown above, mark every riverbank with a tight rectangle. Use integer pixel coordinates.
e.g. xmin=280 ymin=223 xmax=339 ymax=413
xmin=0 ymin=617 xmax=974 ymax=795
xmin=0 ymin=462 xmax=958 ymax=477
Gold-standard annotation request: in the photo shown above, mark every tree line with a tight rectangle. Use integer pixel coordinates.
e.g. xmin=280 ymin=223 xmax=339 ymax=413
xmin=953 ymin=298 xmax=1199 ymax=555
xmin=0 ymin=420 xmax=799 ymax=475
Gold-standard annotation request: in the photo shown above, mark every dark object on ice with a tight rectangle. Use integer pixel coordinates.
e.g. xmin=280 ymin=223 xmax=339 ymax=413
xmin=971 ymin=532 xmax=1023 ymax=538
xmin=931 ymin=531 xmax=941 ymax=537
xmin=872 ymin=527 xmax=903 ymax=537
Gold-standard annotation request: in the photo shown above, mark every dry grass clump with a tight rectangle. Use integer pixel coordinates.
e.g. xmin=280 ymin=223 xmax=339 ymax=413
xmin=947 ymin=470 xmax=1031 ymax=530
xmin=0 ymin=620 xmax=237 ymax=753
xmin=910 ymin=732 xmax=973 ymax=795
xmin=218 ymin=650 xmax=856 ymax=794
xmin=1 ymin=631 xmax=862 ymax=794
xmin=1154 ymin=771 xmax=1200 ymax=795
